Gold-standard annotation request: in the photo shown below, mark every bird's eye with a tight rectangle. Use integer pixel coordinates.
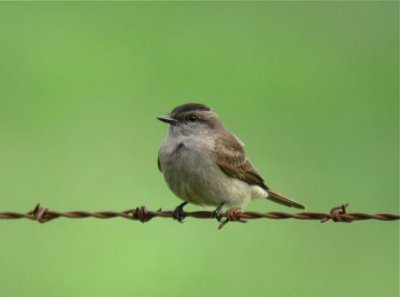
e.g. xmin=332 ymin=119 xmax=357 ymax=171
xmin=189 ymin=115 xmax=197 ymax=122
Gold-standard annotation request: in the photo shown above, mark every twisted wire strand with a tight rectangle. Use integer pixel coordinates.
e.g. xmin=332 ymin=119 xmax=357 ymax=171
xmin=0 ymin=203 xmax=399 ymax=229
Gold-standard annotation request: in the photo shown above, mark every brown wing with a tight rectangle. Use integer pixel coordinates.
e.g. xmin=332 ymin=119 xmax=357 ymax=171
xmin=214 ymin=133 xmax=269 ymax=190
xmin=214 ymin=132 xmax=305 ymax=209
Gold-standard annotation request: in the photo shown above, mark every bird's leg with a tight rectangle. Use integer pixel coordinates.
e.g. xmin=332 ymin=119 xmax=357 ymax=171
xmin=172 ymin=202 xmax=188 ymax=223
xmin=212 ymin=202 xmax=225 ymax=222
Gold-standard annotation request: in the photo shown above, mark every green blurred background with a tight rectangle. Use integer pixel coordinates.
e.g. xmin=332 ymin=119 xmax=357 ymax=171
xmin=0 ymin=2 xmax=398 ymax=297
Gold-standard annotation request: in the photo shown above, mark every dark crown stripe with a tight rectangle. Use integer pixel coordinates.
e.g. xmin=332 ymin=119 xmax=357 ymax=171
xmin=171 ymin=103 xmax=211 ymax=115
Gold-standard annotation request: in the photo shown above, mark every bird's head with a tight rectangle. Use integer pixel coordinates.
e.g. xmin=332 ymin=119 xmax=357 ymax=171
xmin=157 ymin=103 xmax=223 ymax=136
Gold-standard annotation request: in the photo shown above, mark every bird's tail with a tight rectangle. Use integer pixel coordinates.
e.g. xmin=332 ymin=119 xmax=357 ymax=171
xmin=266 ymin=189 xmax=305 ymax=209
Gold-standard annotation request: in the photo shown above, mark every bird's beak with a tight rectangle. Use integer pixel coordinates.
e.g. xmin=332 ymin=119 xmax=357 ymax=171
xmin=157 ymin=115 xmax=178 ymax=125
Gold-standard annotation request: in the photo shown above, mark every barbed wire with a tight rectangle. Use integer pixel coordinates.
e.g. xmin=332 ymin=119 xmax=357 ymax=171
xmin=0 ymin=203 xmax=399 ymax=229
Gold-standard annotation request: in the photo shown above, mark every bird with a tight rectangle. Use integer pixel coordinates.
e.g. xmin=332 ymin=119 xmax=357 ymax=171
xmin=157 ymin=103 xmax=305 ymax=222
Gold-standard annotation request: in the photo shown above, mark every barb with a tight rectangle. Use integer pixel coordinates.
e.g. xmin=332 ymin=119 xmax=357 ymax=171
xmin=0 ymin=203 xmax=399 ymax=229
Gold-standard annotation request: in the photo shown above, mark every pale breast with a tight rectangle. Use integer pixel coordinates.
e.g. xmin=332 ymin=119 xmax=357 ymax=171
xmin=158 ymin=134 xmax=265 ymax=207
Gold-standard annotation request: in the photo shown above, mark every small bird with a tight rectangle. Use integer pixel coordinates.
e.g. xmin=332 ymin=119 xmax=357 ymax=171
xmin=157 ymin=103 xmax=305 ymax=222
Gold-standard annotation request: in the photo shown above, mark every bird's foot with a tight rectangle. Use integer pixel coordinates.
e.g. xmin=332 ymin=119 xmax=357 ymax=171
xmin=172 ymin=202 xmax=188 ymax=223
xmin=212 ymin=203 xmax=225 ymax=222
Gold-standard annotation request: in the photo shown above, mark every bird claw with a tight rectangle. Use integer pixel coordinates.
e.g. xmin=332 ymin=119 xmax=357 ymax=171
xmin=212 ymin=203 xmax=225 ymax=222
xmin=172 ymin=202 xmax=188 ymax=223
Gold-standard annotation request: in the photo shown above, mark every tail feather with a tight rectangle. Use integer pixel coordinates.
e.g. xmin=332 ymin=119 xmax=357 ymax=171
xmin=266 ymin=189 xmax=305 ymax=209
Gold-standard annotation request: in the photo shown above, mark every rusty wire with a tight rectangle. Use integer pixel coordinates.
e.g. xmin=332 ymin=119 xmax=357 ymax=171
xmin=0 ymin=203 xmax=399 ymax=229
